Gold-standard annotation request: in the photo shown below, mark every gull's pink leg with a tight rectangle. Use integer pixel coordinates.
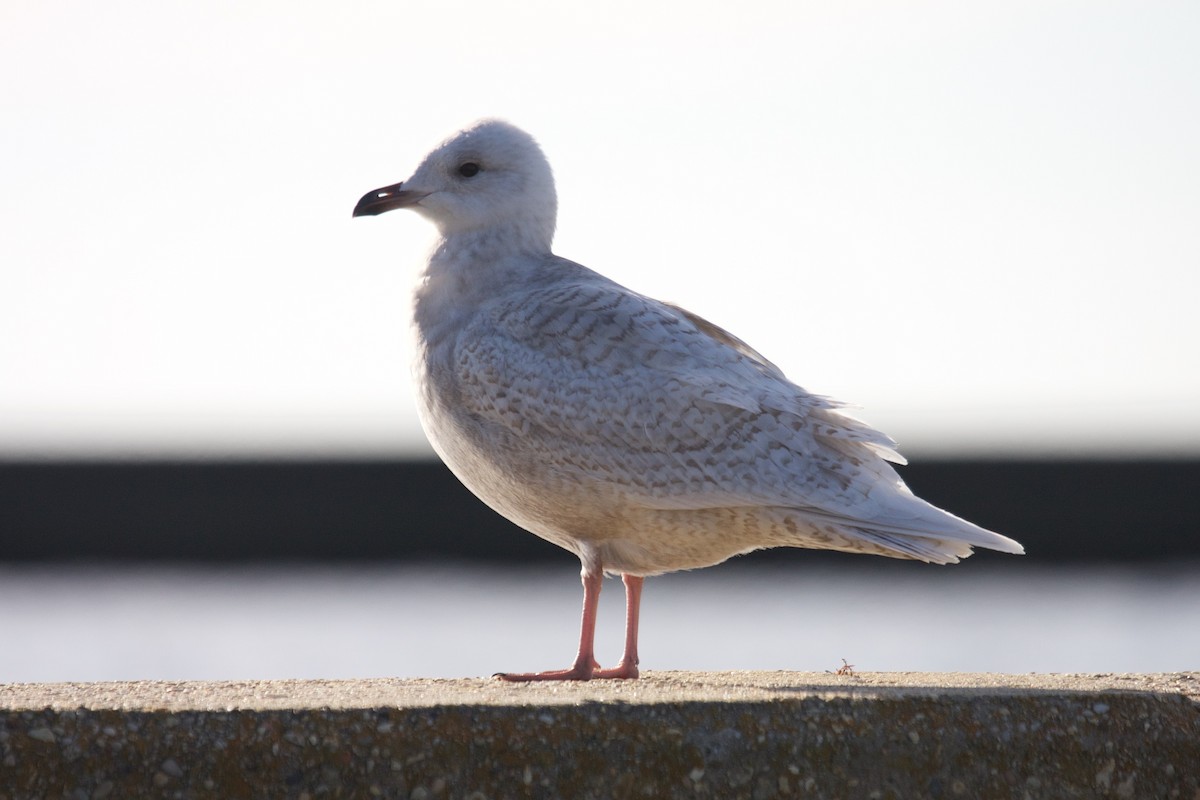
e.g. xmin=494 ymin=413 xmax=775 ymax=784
xmin=593 ymin=574 xmax=643 ymax=679
xmin=496 ymin=569 xmax=604 ymax=681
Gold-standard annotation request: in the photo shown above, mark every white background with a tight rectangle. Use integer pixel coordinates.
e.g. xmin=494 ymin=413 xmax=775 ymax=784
xmin=4 ymin=0 xmax=1198 ymax=459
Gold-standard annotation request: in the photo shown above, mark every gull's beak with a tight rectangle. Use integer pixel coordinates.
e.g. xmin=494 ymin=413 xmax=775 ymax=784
xmin=352 ymin=182 xmax=427 ymax=217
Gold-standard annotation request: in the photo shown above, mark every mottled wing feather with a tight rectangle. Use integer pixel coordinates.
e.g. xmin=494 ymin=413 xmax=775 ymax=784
xmin=662 ymin=302 xmax=786 ymax=379
xmin=453 ymin=270 xmax=907 ymax=525
xmin=665 ymin=301 xmax=907 ymax=466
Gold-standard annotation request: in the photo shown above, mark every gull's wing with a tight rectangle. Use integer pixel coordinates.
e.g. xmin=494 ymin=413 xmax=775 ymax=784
xmin=452 ymin=260 xmax=1022 ymax=558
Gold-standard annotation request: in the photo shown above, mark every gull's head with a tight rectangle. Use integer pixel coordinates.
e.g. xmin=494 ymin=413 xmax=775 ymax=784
xmin=353 ymin=119 xmax=557 ymax=251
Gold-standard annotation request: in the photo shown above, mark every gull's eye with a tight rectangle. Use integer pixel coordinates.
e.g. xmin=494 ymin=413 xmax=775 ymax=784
xmin=457 ymin=162 xmax=481 ymax=178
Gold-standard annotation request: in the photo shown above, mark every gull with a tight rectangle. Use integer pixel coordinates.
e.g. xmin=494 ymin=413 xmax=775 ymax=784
xmin=353 ymin=120 xmax=1024 ymax=681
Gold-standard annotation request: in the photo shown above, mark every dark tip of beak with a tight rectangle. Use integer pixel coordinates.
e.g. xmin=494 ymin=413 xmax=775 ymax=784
xmin=352 ymin=182 xmax=423 ymax=217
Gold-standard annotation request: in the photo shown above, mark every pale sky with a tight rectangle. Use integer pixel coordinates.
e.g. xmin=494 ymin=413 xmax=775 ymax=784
xmin=2 ymin=0 xmax=1198 ymax=459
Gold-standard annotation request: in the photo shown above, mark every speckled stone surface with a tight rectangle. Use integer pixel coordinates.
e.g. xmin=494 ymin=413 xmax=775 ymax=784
xmin=2 ymin=671 xmax=1198 ymax=799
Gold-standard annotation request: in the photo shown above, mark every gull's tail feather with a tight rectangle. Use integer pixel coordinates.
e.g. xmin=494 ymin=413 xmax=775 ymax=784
xmin=792 ymin=495 xmax=1023 ymax=565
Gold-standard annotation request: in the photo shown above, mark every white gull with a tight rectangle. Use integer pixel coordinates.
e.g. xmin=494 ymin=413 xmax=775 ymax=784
xmin=353 ymin=120 xmax=1024 ymax=681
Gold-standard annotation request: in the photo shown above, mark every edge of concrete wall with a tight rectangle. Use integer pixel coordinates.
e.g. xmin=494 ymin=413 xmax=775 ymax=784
xmin=3 ymin=671 xmax=1198 ymax=799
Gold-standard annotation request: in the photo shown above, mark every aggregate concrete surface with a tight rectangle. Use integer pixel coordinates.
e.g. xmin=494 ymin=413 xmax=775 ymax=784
xmin=2 ymin=671 xmax=1198 ymax=799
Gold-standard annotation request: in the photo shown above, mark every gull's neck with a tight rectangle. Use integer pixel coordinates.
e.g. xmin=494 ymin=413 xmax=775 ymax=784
xmin=413 ymin=222 xmax=555 ymax=344
xmin=434 ymin=218 xmax=553 ymax=264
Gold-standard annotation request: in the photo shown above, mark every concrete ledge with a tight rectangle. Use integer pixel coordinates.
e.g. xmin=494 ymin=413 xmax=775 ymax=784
xmin=3 ymin=672 xmax=1197 ymax=799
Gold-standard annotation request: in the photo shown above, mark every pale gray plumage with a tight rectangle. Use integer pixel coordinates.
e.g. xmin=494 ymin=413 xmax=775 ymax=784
xmin=354 ymin=119 xmax=1023 ymax=679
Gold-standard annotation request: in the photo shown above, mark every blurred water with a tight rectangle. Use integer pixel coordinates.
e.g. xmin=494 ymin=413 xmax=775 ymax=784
xmin=0 ymin=562 xmax=1196 ymax=683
